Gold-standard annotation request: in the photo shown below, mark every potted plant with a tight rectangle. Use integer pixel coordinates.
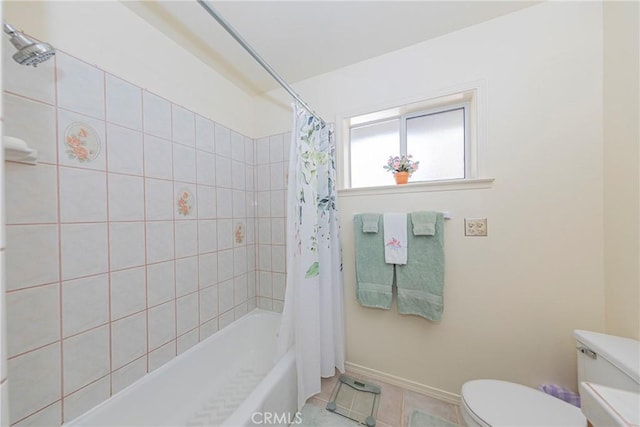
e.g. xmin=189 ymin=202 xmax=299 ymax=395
xmin=384 ymin=154 xmax=419 ymax=184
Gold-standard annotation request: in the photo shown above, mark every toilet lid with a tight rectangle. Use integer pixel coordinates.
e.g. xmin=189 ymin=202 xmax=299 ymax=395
xmin=461 ymin=380 xmax=586 ymax=427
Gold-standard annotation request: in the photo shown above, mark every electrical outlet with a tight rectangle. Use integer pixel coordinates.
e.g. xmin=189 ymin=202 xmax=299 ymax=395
xmin=465 ymin=218 xmax=487 ymax=236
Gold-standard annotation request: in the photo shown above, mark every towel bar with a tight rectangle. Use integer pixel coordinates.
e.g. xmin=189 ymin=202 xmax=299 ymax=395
xmin=355 ymin=212 xmax=452 ymax=220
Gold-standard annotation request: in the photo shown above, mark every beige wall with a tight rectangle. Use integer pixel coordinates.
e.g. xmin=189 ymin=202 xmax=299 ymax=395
xmin=603 ymin=1 xmax=640 ymax=340
xmin=2 ymin=0 xmax=255 ymax=137
xmin=256 ymin=1 xmax=606 ymax=395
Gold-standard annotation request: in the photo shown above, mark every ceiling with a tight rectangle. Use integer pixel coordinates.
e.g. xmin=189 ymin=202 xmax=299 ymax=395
xmin=124 ymin=1 xmax=540 ymax=95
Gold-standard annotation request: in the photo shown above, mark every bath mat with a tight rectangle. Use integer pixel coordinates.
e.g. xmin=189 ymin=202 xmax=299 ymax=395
xmin=409 ymin=410 xmax=459 ymax=427
xmin=326 ymin=375 xmax=381 ymax=427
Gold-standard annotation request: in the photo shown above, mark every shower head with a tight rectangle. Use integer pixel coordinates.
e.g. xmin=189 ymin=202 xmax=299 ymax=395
xmin=3 ymin=23 xmax=55 ymax=67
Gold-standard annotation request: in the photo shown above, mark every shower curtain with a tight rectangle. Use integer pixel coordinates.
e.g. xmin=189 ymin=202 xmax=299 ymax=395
xmin=277 ymin=104 xmax=345 ymax=409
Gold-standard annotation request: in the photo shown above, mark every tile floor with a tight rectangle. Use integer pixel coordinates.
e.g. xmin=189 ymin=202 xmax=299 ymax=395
xmin=301 ymin=371 xmax=466 ymax=427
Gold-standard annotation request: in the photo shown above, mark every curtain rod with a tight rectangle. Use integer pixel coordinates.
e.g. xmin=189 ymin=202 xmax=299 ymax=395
xmin=197 ymin=0 xmax=326 ymax=126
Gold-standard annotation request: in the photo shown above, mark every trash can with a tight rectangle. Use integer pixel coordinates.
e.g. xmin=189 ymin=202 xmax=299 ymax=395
xmin=538 ymin=384 xmax=581 ymax=407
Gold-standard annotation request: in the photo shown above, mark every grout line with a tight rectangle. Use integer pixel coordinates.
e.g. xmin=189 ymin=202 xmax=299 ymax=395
xmin=103 ymin=69 xmax=115 ymax=397
xmin=7 ymin=339 xmax=61 ymax=361
xmin=5 ymin=279 xmax=60 ymax=294
xmin=170 ymin=103 xmax=178 ymax=359
xmin=63 ymin=371 xmax=110 ymax=400
xmin=141 ymin=93 xmax=150 ymax=376
xmin=9 ymin=398 xmax=62 ymax=426
xmin=110 ymin=354 xmax=146 ymax=388
xmin=194 ymin=113 xmax=202 ymax=342
xmin=111 ymin=306 xmax=147 ymax=323
xmin=52 ymin=51 xmax=66 ymax=424
xmin=2 ymin=89 xmax=56 ymax=107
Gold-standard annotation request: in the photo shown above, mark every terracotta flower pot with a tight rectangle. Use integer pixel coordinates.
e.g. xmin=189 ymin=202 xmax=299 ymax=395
xmin=394 ymin=171 xmax=410 ymax=184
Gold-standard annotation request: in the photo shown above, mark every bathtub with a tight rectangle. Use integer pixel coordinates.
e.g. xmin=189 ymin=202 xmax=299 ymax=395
xmin=66 ymin=309 xmax=297 ymax=427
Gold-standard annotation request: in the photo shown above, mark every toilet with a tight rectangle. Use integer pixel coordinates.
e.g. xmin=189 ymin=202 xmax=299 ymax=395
xmin=460 ymin=330 xmax=640 ymax=427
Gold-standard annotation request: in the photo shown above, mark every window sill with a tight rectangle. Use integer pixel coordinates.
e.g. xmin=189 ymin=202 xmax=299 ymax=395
xmin=338 ymin=177 xmax=495 ymax=197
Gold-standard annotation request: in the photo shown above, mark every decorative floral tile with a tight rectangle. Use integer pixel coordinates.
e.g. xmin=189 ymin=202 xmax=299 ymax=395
xmin=176 ymin=188 xmax=194 ymax=217
xmin=64 ymin=122 xmax=101 ymax=163
xmin=235 ymin=222 xmax=245 ymax=244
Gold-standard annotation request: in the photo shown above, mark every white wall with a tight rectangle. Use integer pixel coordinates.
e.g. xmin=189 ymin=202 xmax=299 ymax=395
xmin=603 ymin=1 xmax=640 ymax=340
xmin=3 ymin=0 xmax=255 ymax=137
xmin=256 ymin=1 xmax=606 ymax=396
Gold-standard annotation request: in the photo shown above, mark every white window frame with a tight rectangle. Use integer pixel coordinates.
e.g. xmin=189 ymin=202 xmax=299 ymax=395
xmin=337 ymin=81 xmax=491 ymax=193
xmin=401 ymin=102 xmax=471 ymax=180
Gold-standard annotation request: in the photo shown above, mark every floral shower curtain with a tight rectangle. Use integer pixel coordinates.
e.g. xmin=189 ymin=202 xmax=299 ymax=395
xmin=277 ymin=104 xmax=345 ymax=409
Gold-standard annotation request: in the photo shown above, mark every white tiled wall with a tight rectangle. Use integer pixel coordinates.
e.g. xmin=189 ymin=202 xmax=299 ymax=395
xmin=255 ymin=133 xmax=290 ymax=312
xmin=2 ymin=42 xmax=259 ymax=425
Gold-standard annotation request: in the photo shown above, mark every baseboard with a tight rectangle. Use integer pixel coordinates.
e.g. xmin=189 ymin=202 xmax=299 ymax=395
xmin=344 ymin=361 xmax=461 ymax=405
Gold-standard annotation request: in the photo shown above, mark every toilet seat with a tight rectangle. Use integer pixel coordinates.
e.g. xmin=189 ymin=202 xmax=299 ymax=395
xmin=461 ymin=380 xmax=586 ymax=427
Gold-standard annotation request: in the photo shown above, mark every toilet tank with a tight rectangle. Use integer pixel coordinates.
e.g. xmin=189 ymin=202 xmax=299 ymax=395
xmin=574 ymin=330 xmax=640 ymax=393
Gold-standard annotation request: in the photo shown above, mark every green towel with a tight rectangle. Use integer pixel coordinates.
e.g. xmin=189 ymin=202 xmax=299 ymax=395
xmin=396 ymin=212 xmax=445 ymax=321
xmin=411 ymin=211 xmax=437 ymax=235
xmin=361 ymin=213 xmax=380 ymax=233
xmin=353 ymin=214 xmax=394 ymax=309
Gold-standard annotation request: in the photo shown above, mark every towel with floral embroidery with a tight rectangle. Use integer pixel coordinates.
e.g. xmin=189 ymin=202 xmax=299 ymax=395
xmin=383 ymin=213 xmax=407 ymax=264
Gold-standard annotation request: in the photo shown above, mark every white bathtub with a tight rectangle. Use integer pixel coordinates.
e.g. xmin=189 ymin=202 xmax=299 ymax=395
xmin=66 ymin=309 xmax=298 ymax=427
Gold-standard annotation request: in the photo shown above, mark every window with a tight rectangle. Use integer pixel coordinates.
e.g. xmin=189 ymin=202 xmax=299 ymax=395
xmin=346 ymin=90 xmax=476 ymax=189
